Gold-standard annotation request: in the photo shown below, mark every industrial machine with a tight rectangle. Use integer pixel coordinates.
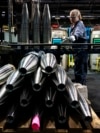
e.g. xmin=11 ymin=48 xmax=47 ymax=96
xmin=90 ymin=30 xmax=100 ymax=71
xmin=52 ymin=28 xmax=70 ymax=70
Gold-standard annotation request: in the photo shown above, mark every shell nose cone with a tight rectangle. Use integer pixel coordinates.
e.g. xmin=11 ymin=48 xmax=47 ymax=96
xmin=45 ymin=66 xmax=53 ymax=73
xmin=19 ymin=68 xmax=27 ymax=75
xmin=40 ymin=53 xmax=57 ymax=74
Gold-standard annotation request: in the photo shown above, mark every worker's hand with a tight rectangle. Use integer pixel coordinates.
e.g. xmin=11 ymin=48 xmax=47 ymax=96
xmin=62 ymin=37 xmax=70 ymax=44
xmin=68 ymin=35 xmax=76 ymax=42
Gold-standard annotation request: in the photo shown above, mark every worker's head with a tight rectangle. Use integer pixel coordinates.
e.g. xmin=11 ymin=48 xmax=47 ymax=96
xmin=69 ymin=9 xmax=82 ymax=24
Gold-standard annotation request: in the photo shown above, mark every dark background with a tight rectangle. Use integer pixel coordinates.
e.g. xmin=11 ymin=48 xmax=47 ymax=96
xmin=0 ymin=0 xmax=100 ymax=26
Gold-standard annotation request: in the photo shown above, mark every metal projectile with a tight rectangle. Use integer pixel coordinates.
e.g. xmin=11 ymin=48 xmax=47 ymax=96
xmin=31 ymin=0 xmax=35 ymax=27
xmin=31 ymin=3 xmax=40 ymax=45
xmin=18 ymin=52 xmax=39 ymax=75
xmin=42 ymin=4 xmax=51 ymax=46
xmin=56 ymin=104 xmax=69 ymax=124
xmin=20 ymin=2 xmax=29 ymax=43
xmin=45 ymin=86 xmax=57 ymax=108
xmin=0 ymin=64 xmax=15 ymax=85
xmin=77 ymin=89 xmax=92 ymax=122
xmin=40 ymin=53 xmax=57 ymax=74
xmin=52 ymin=65 xmax=68 ymax=92
xmin=20 ymin=87 xmax=33 ymax=108
xmin=6 ymin=70 xmax=24 ymax=92
xmin=5 ymin=103 xmax=31 ymax=128
xmin=64 ymin=77 xmax=79 ymax=108
xmin=5 ymin=104 xmax=19 ymax=124
xmin=32 ymin=67 xmax=46 ymax=92
xmin=0 ymin=84 xmax=9 ymax=106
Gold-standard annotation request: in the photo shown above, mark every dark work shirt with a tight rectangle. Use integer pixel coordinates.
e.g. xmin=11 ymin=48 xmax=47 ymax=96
xmin=70 ymin=20 xmax=87 ymax=49
xmin=70 ymin=20 xmax=87 ymax=43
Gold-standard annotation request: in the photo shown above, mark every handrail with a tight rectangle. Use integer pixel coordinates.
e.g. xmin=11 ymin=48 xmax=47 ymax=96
xmin=0 ymin=43 xmax=100 ymax=54
xmin=8 ymin=43 xmax=100 ymax=53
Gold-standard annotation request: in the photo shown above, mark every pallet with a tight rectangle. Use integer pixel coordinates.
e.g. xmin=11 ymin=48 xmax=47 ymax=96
xmin=0 ymin=107 xmax=99 ymax=133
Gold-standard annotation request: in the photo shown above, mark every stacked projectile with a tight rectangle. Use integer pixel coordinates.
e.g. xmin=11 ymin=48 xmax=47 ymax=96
xmin=0 ymin=51 xmax=92 ymax=131
xmin=31 ymin=2 xmax=40 ymax=44
xmin=19 ymin=2 xmax=51 ymax=46
xmin=42 ymin=4 xmax=51 ymax=44
xmin=20 ymin=2 xmax=29 ymax=43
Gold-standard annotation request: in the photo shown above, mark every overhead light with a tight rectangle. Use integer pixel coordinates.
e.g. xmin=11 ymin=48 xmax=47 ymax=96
xmin=1 ymin=11 xmax=6 ymax=17
xmin=52 ymin=15 xmax=66 ymax=19
xmin=60 ymin=15 xmax=65 ymax=18
xmin=55 ymin=16 xmax=60 ymax=20
xmin=2 ymin=11 xmax=6 ymax=14
xmin=1 ymin=14 xmax=5 ymax=17
xmin=83 ymin=15 xmax=100 ymax=18
xmin=52 ymin=16 xmax=56 ymax=18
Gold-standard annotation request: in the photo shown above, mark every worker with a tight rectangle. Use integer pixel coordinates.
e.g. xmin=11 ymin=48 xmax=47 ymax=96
xmin=68 ymin=9 xmax=88 ymax=85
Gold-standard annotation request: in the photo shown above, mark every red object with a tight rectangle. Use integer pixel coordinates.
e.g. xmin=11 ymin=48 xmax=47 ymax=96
xmin=52 ymin=24 xmax=59 ymax=29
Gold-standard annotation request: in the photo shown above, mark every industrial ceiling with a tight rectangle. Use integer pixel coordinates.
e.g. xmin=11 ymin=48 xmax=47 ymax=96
xmin=0 ymin=0 xmax=100 ymax=27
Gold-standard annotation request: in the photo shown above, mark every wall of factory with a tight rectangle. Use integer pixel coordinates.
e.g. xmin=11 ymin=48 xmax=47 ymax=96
xmin=2 ymin=1 xmax=99 ymax=71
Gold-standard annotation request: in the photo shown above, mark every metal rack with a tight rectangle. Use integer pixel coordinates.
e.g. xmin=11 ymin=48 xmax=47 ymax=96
xmin=0 ymin=43 xmax=100 ymax=133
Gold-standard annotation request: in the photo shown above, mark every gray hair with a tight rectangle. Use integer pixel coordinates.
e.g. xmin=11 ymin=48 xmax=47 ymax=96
xmin=70 ymin=9 xmax=82 ymax=20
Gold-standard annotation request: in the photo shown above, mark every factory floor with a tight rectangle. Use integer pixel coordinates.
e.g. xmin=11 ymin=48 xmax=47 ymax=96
xmin=67 ymin=68 xmax=100 ymax=115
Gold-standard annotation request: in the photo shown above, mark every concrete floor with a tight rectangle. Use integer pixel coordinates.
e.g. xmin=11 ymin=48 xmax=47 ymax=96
xmin=67 ymin=69 xmax=100 ymax=113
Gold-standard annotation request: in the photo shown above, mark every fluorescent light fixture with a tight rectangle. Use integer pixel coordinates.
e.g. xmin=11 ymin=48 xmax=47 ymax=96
xmin=2 ymin=11 xmax=6 ymax=14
